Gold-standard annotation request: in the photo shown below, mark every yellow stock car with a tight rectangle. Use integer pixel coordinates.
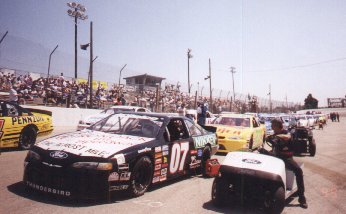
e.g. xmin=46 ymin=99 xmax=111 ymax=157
xmin=207 ymin=114 xmax=265 ymax=153
xmin=0 ymin=100 xmax=53 ymax=150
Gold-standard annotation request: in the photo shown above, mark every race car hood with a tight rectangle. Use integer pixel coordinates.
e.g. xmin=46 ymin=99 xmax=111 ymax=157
xmin=26 ymin=108 xmax=52 ymax=117
xmin=210 ymin=125 xmax=249 ymax=139
xmin=35 ymin=129 xmax=155 ymax=158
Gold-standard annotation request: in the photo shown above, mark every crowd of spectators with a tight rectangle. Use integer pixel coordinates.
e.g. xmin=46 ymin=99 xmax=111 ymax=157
xmin=0 ymin=71 xmax=127 ymax=108
xmin=0 ymin=71 xmax=234 ymax=113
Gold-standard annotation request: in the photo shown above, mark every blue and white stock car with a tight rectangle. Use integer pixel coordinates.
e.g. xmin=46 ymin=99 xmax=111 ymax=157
xmin=23 ymin=112 xmax=218 ymax=200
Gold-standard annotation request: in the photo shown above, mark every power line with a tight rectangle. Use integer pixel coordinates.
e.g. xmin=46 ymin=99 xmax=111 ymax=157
xmin=246 ymin=57 xmax=346 ymax=73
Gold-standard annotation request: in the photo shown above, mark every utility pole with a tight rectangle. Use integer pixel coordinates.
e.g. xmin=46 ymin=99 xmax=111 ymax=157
xmin=187 ymin=49 xmax=192 ymax=95
xmin=204 ymin=59 xmax=212 ymax=112
xmin=230 ymin=66 xmax=236 ymax=102
xmin=89 ymin=21 xmax=93 ymax=108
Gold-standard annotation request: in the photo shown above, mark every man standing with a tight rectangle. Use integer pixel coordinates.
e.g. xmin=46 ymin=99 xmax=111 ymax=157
xmin=263 ymin=119 xmax=308 ymax=209
xmin=9 ymin=85 xmax=18 ymax=105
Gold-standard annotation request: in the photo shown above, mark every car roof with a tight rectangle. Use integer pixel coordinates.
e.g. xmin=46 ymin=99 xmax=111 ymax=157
xmin=108 ymin=111 xmax=187 ymax=120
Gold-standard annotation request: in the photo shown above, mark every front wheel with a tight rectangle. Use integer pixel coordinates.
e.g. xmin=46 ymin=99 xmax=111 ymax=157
xmin=200 ymin=146 xmax=211 ymax=177
xmin=264 ymin=186 xmax=285 ymax=214
xmin=309 ymin=140 xmax=316 ymax=157
xmin=19 ymin=126 xmax=37 ymax=150
xmin=211 ymin=177 xmax=228 ymax=207
xmin=127 ymin=156 xmax=153 ymax=197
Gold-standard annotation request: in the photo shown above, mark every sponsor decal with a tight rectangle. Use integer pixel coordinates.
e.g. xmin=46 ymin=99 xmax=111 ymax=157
xmin=192 ymin=134 xmax=216 ymax=148
xmin=152 ymin=176 xmax=160 ymax=183
xmin=50 ymin=151 xmax=68 ymax=159
xmin=161 ymin=168 xmax=167 ymax=175
xmin=160 ymin=175 xmax=167 ymax=182
xmin=155 ymin=153 xmax=162 ymax=159
xmin=242 ymin=159 xmax=262 ymax=164
xmin=110 ymin=185 xmax=129 ymax=191
xmin=155 ymin=158 xmax=162 ymax=165
xmin=197 ymin=149 xmax=203 ymax=157
xmin=108 ymin=172 xmax=119 ymax=181
xmin=120 ymin=172 xmax=131 ymax=181
xmin=161 ymin=163 xmax=168 ymax=168
xmin=190 ymin=150 xmax=197 ymax=155
xmin=163 ymin=157 xmax=168 ymax=163
xmin=138 ymin=147 xmax=152 ymax=154
xmin=12 ymin=116 xmax=45 ymax=126
xmin=113 ymin=154 xmax=126 ymax=165
xmin=155 ymin=164 xmax=161 ymax=171
xmin=154 ymin=170 xmax=161 ymax=176
xmin=118 ymin=163 xmax=129 ymax=172
xmin=37 ymin=131 xmax=155 ymax=158
xmin=162 ymin=151 xmax=169 ymax=156
xmin=162 ymin=145 xmax=169 ymax=151
xmin=155 ymin=146 xmax=162 ymax=153
xmin=26 ymin=181 xmax=71 ymax=196
xmin=189 ymin=156 xmax=201 ymax=169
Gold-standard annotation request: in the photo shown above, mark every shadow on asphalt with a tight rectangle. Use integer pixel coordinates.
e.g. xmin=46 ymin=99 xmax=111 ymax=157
xmin=0 ymin=148 xmax=24 ymax=153
xmin=201 ymin=192 xmax=302 ymax=214
xmin=7 ymin=174 xmax=202 ymax=207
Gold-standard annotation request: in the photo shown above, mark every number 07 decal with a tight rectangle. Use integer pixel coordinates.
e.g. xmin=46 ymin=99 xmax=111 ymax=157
xmin=169 ymin=142 xmax=189 ymax=174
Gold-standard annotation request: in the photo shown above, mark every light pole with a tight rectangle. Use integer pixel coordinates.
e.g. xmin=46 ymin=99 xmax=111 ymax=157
xmin=47 ymin=45 xmax=59 ymax=78
xmin=230 ymin=66 xmax=236 ymax=102
xmin=118 ymin=64 xmax=127 ymax=85
xmin=67 ymin=2 xmax=87 ymax=79
xmin=204 ymin=58 xmax=212 ymax=112
xmin=0 ymin=31 xmax=8 ymax=46
xmin=187 ymin=48 xmax=193 ymax=95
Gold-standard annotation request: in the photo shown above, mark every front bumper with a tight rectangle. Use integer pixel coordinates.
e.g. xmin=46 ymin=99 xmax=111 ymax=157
xmin=23 ymin=161 xmax=110 ymax=199
xmin=217 ymin=139 xmax=248 ymax=153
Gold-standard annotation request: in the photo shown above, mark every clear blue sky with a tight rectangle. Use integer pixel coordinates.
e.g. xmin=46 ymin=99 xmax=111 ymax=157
xmin=1 ymin=0 xmax=346 ymax=106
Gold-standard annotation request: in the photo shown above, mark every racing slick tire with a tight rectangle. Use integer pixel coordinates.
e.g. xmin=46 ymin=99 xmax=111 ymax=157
xmin=19 ymin=126 xmax=37 ymax=150
xmin=201 ymin=146 xmax=211 ymax=177
xmin=211 ymin=177 xmax=228 ymax=207
xmin=264 ymin=186 xmax=285 ymax=214
xmin=309 ymin=140 xmax=316 ymax=157
xmin=127 ymin=156 xmax=153 ymax=197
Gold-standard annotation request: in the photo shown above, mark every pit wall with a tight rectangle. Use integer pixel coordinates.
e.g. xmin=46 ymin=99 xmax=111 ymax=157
xmin=23 ymin=105 xmax=102 ymax=128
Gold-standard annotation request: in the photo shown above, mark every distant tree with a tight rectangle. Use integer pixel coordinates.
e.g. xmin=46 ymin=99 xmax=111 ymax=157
xmin=304 ymin=94 xmax=318 ymax=109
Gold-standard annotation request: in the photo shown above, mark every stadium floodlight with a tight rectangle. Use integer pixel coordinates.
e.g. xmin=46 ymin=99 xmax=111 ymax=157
xmin=66 ymin=2 xmax=88 ymax=79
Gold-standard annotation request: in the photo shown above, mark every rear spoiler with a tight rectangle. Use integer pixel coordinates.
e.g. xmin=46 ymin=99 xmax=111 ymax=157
xmin=26 ymin=108 xmax=52 ymax=116
xmin=201 ymin=125 xmax=217 ymax=133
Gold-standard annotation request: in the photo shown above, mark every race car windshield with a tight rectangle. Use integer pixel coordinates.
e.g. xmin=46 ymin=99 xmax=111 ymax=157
xmin=212 ymin=117 xmax=250 ymax=127
xmin=90 ymin=114 xmax=163 ymax=138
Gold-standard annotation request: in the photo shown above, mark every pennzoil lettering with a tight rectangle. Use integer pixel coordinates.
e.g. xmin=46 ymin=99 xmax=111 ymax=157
xmin=12 ymin=116 xmax=44 ymax=125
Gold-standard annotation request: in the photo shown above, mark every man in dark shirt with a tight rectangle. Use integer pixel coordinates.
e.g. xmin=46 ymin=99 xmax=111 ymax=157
xmin=265 ymin=119 xmax=308 ymax=209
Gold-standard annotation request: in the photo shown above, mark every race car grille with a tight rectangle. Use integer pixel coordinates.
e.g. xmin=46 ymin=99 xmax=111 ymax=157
xmin=24 ymin=163 xmax=110 ymax=199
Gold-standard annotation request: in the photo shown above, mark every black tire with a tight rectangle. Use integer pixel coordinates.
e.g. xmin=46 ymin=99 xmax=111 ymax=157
xmin=264 ymin=186 xmax=285 ymax=214
xmin=249 ymin=135 xmax=254 ymax=150
xmin=310 ymin=140 xmax=316 ymax=157
xmin=211 ymin=177 xmax=228 ymax=207
xmin=19 ymin=126 xmax=37 ymax=150
xmin=127 ymin=156 xmax=153 ymax=197
xmin=201 ymin=146 xmax=211 ymax=177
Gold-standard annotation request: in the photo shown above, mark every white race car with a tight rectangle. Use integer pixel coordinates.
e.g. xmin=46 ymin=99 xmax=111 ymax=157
xmin=77 ymin=106 xmax=151 ymax=130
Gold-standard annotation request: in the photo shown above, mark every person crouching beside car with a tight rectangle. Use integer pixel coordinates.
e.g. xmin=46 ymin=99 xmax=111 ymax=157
xmin=260 ymin=119 xmax=308 ymax=209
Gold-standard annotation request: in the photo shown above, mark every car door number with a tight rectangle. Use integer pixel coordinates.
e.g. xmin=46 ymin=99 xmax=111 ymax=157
xmin=170 ymin=142 xmax=189 ymax=174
